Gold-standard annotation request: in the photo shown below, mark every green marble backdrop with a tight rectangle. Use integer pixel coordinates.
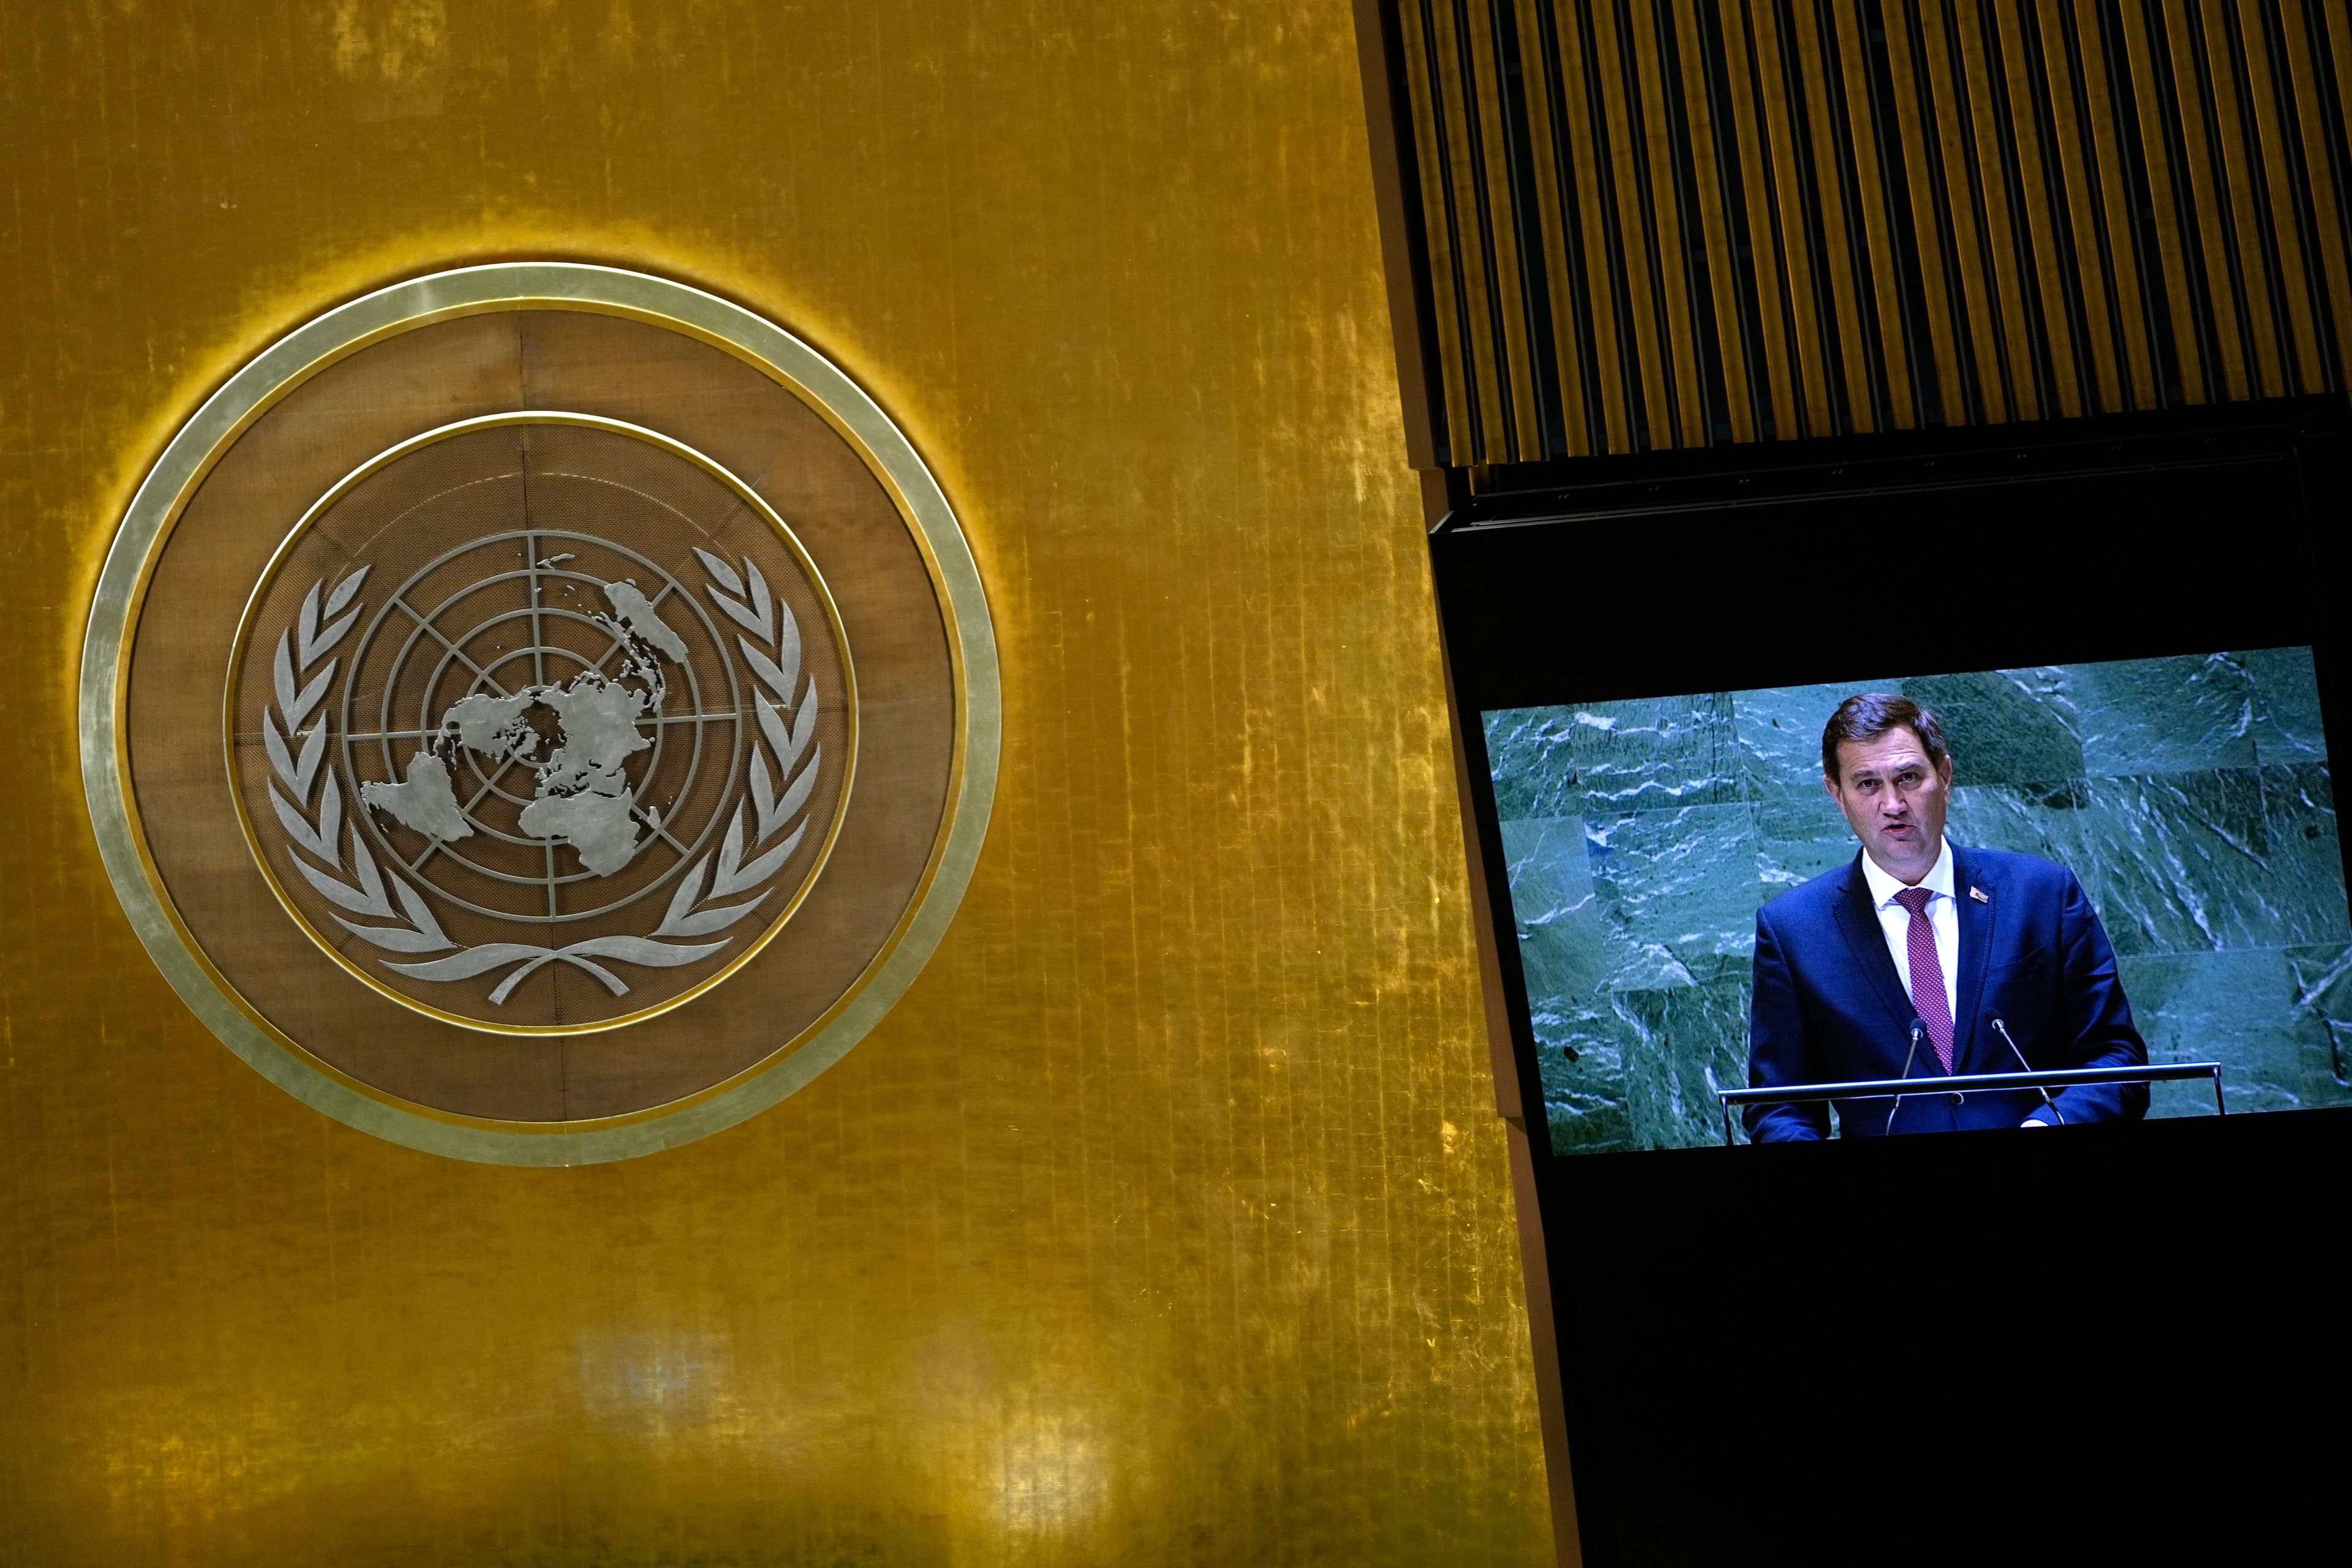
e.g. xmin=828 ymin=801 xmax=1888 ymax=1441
xmin=1485 ymin=649 xmax=2351 ymax=1153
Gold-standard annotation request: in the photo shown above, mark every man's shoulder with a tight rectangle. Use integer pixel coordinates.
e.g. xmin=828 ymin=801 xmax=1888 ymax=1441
xmin=1955 ymin=843 xmax=2079 ymax=897
xmin=1760 ymin=858 xmax=1857 ymax=927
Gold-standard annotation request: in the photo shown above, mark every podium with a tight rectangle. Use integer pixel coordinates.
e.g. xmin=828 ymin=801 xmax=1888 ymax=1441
xmin=1713 ymin=1061 xmax=2226 ymax=1143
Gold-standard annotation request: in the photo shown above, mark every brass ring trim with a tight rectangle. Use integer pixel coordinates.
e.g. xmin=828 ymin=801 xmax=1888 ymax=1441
xmin=80 ymin=263 xmax=1000 ymax=1165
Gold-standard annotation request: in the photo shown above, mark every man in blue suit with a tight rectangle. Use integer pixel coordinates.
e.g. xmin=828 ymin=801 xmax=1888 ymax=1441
xmin=1744 ymin=693 xmax=2149 ymax=1141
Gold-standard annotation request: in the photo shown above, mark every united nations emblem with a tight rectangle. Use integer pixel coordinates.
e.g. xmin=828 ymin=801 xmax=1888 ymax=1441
xmin=231 ymin=416 xmax=856 ymax=1033
xmin=83 ymin=265 xmax=998 ymax=1164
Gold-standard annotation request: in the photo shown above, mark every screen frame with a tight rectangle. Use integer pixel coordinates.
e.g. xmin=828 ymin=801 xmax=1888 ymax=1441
xmin=1430 ymin=397 xmax=2352 ymax=1561
xmin=1434 ymin=396 xmax=2352 ymax=1158
xmin=1420 ymin=392 xmax=2352 ymax=1561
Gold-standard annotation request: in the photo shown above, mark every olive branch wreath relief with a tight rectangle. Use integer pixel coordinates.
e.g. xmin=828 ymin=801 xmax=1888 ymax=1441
xmin=261 ymin=549 xmax=821 ymax=1008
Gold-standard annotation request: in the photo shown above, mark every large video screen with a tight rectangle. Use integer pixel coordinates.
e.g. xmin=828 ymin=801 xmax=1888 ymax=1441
xmin=1483 ymin=648 xmax=2351 ymax=1153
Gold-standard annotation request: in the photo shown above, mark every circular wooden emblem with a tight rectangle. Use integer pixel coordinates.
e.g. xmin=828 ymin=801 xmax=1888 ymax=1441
xmin=82 ymin=265 xmax=998 ymax=1164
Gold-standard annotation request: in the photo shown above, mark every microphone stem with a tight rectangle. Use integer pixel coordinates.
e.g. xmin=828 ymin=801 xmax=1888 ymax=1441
xmin=1994 ymin=1017 xmax=2065 ymax=1127
xmin=1884 ymin=1022 xmax=1923 ymax=1137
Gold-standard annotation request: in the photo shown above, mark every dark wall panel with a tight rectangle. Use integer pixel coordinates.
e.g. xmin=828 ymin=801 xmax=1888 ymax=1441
xmin=1381 ymin=0 xmax=2352 ymax=462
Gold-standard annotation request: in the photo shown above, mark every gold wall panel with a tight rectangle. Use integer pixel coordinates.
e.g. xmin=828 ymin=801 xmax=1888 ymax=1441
xmin=1385 ymin=0 xmax=2352 ymax=462
xmin=0 ymin=2 xmax=1554 ymax=1563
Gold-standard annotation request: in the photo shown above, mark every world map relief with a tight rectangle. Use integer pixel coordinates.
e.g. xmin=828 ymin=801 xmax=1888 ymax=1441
xmin=361 ymin=577 xmax=689 ymax=877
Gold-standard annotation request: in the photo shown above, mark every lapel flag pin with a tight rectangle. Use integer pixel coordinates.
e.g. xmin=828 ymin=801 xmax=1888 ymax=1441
xmin=1969 ymin=886 xmax=1990 ymax=903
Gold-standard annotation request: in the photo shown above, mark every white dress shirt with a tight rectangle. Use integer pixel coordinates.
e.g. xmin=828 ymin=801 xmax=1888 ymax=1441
xmin=1858 ymin=836 xmax=1959 ymax=1029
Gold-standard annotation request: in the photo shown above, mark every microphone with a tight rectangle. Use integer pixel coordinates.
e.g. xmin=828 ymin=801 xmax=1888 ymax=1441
xmin=1884 ymin=1017 xmax=1926 ymax=1136
xmin=1994 ymin=1016 xmax=2065 ymax=1126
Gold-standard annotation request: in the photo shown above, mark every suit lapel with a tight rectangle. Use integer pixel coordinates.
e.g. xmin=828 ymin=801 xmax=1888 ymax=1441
xmin=1833 ymin=853 xmax=1923 ymax=1050
xmin=1950 ymin=846 xmax=1996 ymax=1072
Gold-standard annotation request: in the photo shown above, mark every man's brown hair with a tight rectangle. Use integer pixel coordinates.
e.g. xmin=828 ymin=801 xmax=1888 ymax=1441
xmin=1820 ymin=693 xmax=1948 ymax=782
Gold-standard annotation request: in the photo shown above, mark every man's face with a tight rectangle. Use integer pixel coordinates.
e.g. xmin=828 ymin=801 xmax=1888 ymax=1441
xmin=1825 ymin=727 xmax=1953 ymax=883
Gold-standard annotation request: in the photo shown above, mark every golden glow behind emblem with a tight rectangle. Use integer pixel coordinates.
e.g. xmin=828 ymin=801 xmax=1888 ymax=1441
xmin=81 ymin=265 xmax=1000 ymax=1164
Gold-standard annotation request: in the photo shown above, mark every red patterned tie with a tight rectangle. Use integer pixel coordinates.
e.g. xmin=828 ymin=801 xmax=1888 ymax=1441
xmin=1893 ymin=886 xmax=1953 ymax=1071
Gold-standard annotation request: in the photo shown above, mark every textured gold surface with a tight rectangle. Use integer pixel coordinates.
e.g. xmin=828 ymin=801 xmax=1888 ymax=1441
xmin=0 ymin=1 xmax=1551 ymax=1562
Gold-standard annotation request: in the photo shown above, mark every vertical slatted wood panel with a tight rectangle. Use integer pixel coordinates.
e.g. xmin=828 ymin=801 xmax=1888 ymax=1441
xmin=1383 ymin=0 xmax=2352 ymax=463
